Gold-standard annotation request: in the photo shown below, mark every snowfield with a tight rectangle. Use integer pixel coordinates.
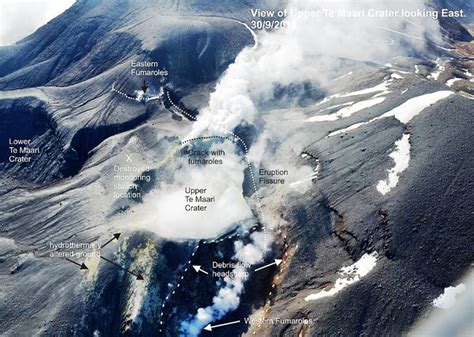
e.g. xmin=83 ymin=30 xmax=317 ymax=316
xmin=329 ymin=90 xmax=453 ymax=137
xmin=305 ymin=252 xmax=378 ymax=301
xmin=377 ymin=133 xmax=411 ymax=195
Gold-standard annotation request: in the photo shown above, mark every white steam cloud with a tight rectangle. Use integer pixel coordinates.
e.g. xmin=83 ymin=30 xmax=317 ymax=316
xmin=189 ymin=0 xmax=442 ymax=139
xmin=130 ymin=142 xmax=253 ymax=239
xmin=180 ymin=231 xmax=271 ymax=336
xmin=130 ymin=0 xmax=443 ymax=240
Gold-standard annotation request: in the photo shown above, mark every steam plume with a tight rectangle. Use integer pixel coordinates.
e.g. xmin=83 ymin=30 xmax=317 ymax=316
xmin=180 ymin=231 xmax=270 ymax=336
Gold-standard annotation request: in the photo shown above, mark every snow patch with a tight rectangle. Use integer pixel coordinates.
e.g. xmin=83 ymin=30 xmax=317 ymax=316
xmin=305 ymin=252 xmax=378 ymax=301
xmin=328 ymin=120 xmax=370 ymax=137
xmin=328 ymin=90 xmax=453 ymax=137
xmin=380 ymin=90 xmax=453 ymax=124
xmin=332 ymin=71 xmax=353 ymax=81
xmin=307 ymin=97 xmax=385 ymax=122
xmin=433 ymin=284 xmax=466 ymax=309
xmin=337 ymin=80 xmax=391 ymax=98
xmin=446 ymin=78 xmax=461 ymax=87
xmin=376 ymin=133 xmax=410 ymax=195
xmin=428 ymin=59 xmax=445 ymax=80
xmin=311 ymin=79 xmax=392 ymax=114
xmin=318 ymin=101 xmax=354 ymax=113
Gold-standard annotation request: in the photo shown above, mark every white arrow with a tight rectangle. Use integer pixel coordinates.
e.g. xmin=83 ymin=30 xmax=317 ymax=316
xmin=204 ymin=320 xmax=240 ymax=331
xmin=254 ymin=259 xmax=282 ymax=272
xmin=192 ymin=265 xmax=209 ymax=275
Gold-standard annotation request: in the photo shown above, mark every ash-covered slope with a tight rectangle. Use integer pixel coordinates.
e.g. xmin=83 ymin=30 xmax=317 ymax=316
xmin=0 ymin=0 xmax=258 ymax=184
xmin=256 ymin=72 xmax=474 ymax=337
xmin=0 ymin=0 xmax=263 ymax=89
xmin=0 ymin=0 xmax=267 ymax=335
